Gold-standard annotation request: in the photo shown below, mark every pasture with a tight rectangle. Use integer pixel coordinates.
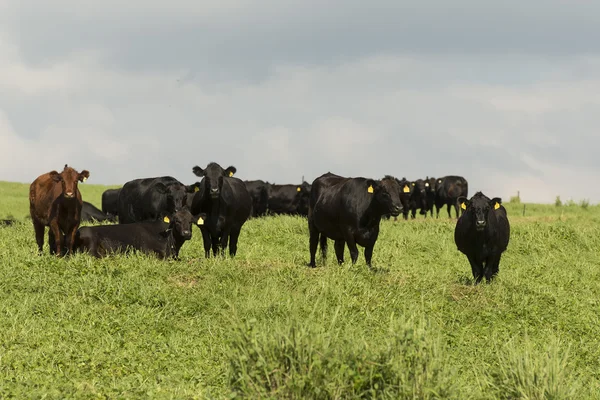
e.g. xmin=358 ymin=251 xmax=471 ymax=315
xmin=0 ymin=180 xmax=599 ymax=399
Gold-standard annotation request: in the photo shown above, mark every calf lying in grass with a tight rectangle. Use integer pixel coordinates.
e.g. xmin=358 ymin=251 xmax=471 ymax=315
xmin=74 ymin=208 xmax=204 ymax=259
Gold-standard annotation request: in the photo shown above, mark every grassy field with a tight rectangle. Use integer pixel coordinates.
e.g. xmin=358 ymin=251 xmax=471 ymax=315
xmin=0 ymin=180 xmax=599 ymax=399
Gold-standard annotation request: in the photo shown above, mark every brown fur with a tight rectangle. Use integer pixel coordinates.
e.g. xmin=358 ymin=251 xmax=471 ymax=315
xmin=29 ymin=164 xmax=90 ymax=256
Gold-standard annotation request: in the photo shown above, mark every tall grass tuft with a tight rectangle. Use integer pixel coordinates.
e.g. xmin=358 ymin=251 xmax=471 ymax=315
xmin=485 ymin=337 xmax=579 ymax=399
xmin=227 ymin=314 xmax=457 ymax=399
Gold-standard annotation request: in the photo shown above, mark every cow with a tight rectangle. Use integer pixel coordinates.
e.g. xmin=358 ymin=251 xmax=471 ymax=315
xmin=101 ymin=188 xmax=121 ymax=216
xmin=244 ymin=180 xmax=270 ymax=218
xmin=454 ymin=192 xmax=510 ymax=284
xmin=424 ymin=177 xmax=437 ymax=217
xmin=267 ymin=181 xmax=311 ymax=216
xmin=308 ymin=173 xmax=403 ymax=268
xmin=435 ymin=176 xmax=469 ymax=218
xmin=117 ymin=176 xmax=196 ymax=224
xmin=381 ymin=176 xmax=411 ymax=221
xmin=409 ymin=179 xmax=428 ymax=218
xmin=74 ymin=207 xmax=203 ymax=259
xmin=190 ymin=162 xmax=252 ymax=257
xmin=81 ymin=201 xmax=117 ymax=223
xmin=29 ymin=164 xmax=90 ymax=256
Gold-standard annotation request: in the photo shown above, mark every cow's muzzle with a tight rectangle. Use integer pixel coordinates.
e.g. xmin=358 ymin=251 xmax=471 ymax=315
xmin=476 ymin=220 xmax=486 ymax=230
xmin=64 ymin=192 xmax=75 ymax=198
xmin=390 ymin=205 xmax=402 ymax=217
xmin=210 ymin=188 xmax=219 ymax=198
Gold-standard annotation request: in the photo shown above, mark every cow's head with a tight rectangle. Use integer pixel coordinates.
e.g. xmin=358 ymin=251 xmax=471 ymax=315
xmin=52 ymin=164 xmax=90 ymax=199
xmin=425 ymin=177 xmax=436 ymax=193
xmin=370 ymin=177 xmax=403 ymax=217
xmin=154 ymin=183 xmax=188 ymax=213
xmin=458 ymin=192 xmax=502 ymax=231
xmin=162 ymin=207 xmax=205 ymax=241
xmin=192 ymin=162 xmax=236 ymax=199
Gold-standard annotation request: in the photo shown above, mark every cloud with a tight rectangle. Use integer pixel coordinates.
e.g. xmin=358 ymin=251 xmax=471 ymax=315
xmin=1 ymin=1 xmax=599 ymax=203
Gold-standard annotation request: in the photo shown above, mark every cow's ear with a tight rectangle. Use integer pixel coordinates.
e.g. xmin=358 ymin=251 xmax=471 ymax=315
xmin=225 ymin=166 xmax=236 ymax=177
xmin=186 ymin=183 xmax=201 ymax=193
xmin=78 ymin=170 xmax=90 ymax=182
xmin=50 ymin=171 xmax=62 ymax=182
xmin=192 ymin=166 xmax=204 ymax=177
xmin=195 ymin=213 xmax=207 ymax=226
xmin=490 ymin=197 xmax=502 ymax=210
xmin=457 ymin=196 xmax=469 ymax=210
xmin=366 ymin=179 xmax=379 ymax=194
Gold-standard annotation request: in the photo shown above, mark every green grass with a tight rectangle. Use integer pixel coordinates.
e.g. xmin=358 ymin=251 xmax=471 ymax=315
xmin=0 ymin=181 xmax=599 ymax=398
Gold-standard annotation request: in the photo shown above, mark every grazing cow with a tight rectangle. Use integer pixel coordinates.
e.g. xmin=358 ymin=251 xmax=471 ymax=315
xmin=117 ymin=176 xmax=196 ymax=224
xmin=190 ymin=162 xmax=252 ymax=257
xmin=454 ymin=192 xmax=510 ymax=283
xmin=308 ymin=173 xmax=403 ymax=268
xmin=409 ymin=179 xmax=428 ymax=218
xmin=29 ymin=164 xmax=90 ymax=255
xmin=82 ymin=201 xmax=117 ymax=223
xmin=267 ymin=181 xmax=311 ymax=216
xmin=435 ymin=176 xmax=469 ymax=218
xmin=75 ymin=208 xmax=203 ymax=259
xmin=101 ymin=188 xmax=121 ymax=216
xmin=244 ymin=180 xmax=271 ymax=218
xmin=424 ymin=177 xmax=437 ymax=217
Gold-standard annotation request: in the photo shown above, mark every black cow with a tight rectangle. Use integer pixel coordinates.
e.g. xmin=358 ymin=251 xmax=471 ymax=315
xmin=74 ymin=208 xmax=202 ymax=259
xmin=267 ymin=181 xmax=311 ymax=216
xmin=101 ymin=188 xmax=121 ymax=216
xmin=244 ymin=180 xmax=270 ymax=218
xmin=81 ymin=201 xmax=117 ymax=223
xmin=409 ymin=179 xmax=428 ymax=218
xmin=454 ymin=192 xmax=510 ymax=284
xmin=435 ymin=176 xmax=469 ymax=218
xmin=117 ymin=176 xmax=196 ymax=224
xmin=190 ymin=162 xmax=252 ymax=257
xmin=381 ymin=176 xmax=411 ymax=221
xmin=424 ymin=177 xmax=437 ymax=217
xmin=308 ymin=173 xmax=403 ymax=268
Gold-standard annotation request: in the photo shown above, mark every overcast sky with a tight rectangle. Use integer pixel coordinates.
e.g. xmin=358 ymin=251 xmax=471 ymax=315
xmin=1 ymin=1 xmax=599 ymax=203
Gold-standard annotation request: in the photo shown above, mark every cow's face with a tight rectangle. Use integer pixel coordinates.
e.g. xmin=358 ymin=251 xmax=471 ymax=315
xmin=412 ymin=179 xmax=426 ymax=196
xmin=459 ymin=192 xmax=502 ymax=231
xmin=192 ymin=162 xmax=236 ymax=199
xmin=166 ymin=208 xmax=205 ymax=241
xmin=54 ymin=165 xmax=90 ymax=199
xmin=425 ymin=177 xmax=436 ymax=193
xmin=167 ymin=184 xmax=188 ymax=212
xmin=371 ymin=178 xmax=403 ymax=217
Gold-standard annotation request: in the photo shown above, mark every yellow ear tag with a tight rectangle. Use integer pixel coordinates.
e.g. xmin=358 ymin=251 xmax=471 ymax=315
xmin=460 ymin=202 xmax=466 ymax=210
xmin=194 ymin=186 xmax=199 ymax=192
xmin=412 ymin=183 xmax=415 ymax=186
xmin=228 ymin=171 xmax=234 ymax=177
xmin=197 ymin=217 xmax=204 ymax=225
xmin=163 ymin=216 xmax=170 ymax=223
xmin=82 ymin=177 xmax=87 ymax=182
xmin=297 ymin=187 xmax=301 ymax=192
xmin=494 ymin=202 xmax=500 ymax=210
xmin=403 ymin=185 xmax=410 ymax=193
xmin=367 ymin=185 xmax=374 ymax=193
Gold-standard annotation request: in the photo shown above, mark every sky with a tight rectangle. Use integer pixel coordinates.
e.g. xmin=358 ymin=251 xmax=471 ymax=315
xmin=1 ymin=0 xmax=599 ymax=203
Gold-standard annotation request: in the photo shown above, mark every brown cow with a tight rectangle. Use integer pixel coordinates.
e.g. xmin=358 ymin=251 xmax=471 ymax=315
xmin=29 ymin=164 xmax=90 ymax=256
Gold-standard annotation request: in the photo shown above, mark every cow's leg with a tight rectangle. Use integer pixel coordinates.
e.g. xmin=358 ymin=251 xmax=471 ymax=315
xmin=467 ymin=255 xmax=484 ymax=284
xmin=65 ymin=225 xmax=79 ymax=256
xmin=403 ymin=209 xmax=409 ymax=220
xmin=48 ymin=230 xmax=57 ymax=255
xmin=435 ymin=205 xmax=440 ymax=218
xmin=319 ymin=234 xmax=327 ymax=261
xmin=228 ymin=227 xmax=241 ymax=257
xmin=201 ymin=229 xmax=212 ymax=258
xmin=411 ymin=207 xmax=416 ymax=219
xmin=364 ymin=244 xmax=375 ymax=268
xmin=447 ymin=204 xmax=452 ymax=218
xmin=334 ymin=240 xmax=345 ymax=265
xmin=219 ymin=230 xmax=230 ymax=257
xmin=308 ymin=220 xmax=319 ymax=267
xmin=211 ymin=235 xmax=221 ymax=257
xmin=484 ymin=254 xmax=502 ymax=283
xmin=454 ymin=202 xmax=460 ymax=219
xmin=33 ymin=220 xmax=45 ymax=254
xmin=49 ymin=222 xmax=62 ymax=257
xmin=342 ymin=230 xmax=359 ymax=264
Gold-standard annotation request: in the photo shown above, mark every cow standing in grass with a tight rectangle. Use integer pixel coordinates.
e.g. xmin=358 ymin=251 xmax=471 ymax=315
xmin=424 ymin=176 xmax=437 ymax=217
xmin=436 ymin=175 xmax=469 ymax=219
xmin=244 ymin=180 xmax=270 ymax=217
xmin=454 ymin=192 xmax=510 ymax=284
xmin=308 ymin=173 xmax=403 ymax=268
xmin=190 ymin=162 xmax=252 ymax=257
xmin=409 ymin=179 xmax=428 ymax=219
xmin=29 ymin=164 xmax=90 ymax=256
xmin=267 ymin=182 xmax=311 ymax=216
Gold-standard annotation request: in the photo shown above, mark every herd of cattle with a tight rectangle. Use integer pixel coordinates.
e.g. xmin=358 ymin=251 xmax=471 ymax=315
xmin=25 ymin=163 xmax=510 ymax=284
